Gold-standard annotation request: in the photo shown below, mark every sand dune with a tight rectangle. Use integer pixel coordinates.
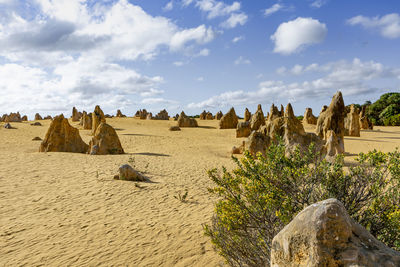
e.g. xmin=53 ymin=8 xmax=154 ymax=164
xmin=1 ymin=118 xmax=399 ymax=266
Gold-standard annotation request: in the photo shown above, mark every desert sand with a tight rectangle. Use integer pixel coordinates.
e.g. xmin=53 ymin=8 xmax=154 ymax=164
xmin=1 ymin=118 xmax=400 ymax=266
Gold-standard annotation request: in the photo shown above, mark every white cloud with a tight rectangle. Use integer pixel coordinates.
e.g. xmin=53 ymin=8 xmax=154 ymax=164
xmin=310 ymin=0 xmax=328 ymax=8
xmin=197 ymin=76 xmax=204 ymax=81
xmin=163 ymin=1 xmax=174 ymax=11
xmin=196 ymin=48 xmax=210 ymax=56
xmin=173 ymin=61 xmax=185 ymax=66
xmin=221 ymin=13 xmax=248 ymax=29
xmin=188 ymin=58 xmax=400 ymax=108
xmin=232 ymin=35 xmax=244 ymax=43
xmin=170 ymin=24 xmax=215 ymax=51
xmin=234 ymin=56 xmax=251 ymax=65
xmin=271 ymin=17 xmax=327 ymax=55
xmin=347 ymin=13 xmax=400 ymax=39
xmin=181 ymin=0 xmax=194 ymax=7
xmin=276 ymin=66 xmax=287 ymax=75
xmin=264 ymin=3 xmax=283 ymax=17
xmin=196 ymin=0 xmax=241 ymax=19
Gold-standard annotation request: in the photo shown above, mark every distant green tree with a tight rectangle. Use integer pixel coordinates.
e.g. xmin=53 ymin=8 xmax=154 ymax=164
xmin=368 ymin=92 xmax=400 ymax=125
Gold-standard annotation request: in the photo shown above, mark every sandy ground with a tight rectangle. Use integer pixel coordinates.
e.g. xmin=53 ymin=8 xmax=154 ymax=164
xmin=1 ymin=118 xmax=400 ymax=266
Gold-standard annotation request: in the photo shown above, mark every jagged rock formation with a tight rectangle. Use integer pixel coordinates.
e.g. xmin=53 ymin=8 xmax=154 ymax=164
xmin=91 ymin=105 xmax=106 ymax=135
xmin=1 ymin=112 xmax=22 ymax=122
xmin=206 ymin=112 xmax=213 ymax=120
xmin=359 ymin=105 xmax=373 ymax=130
xmin=4 ymin=123 xmax=13 ymax=129
xmin=34 ymin=113 xmax=43 ymax=121
xmin=271 ymin=198 xmax=400 ymax=267
xmin=135 ymin=109 xmax=148 ymax=120
xmin=89 ymin=122 xmax=124 ymax=155
xmin=116 ymin=109 xmax=126 ymax=118
xmin=344 ymin=104 xmax=360 ymax=137
xmin=219 ymin=108 xmax=238 ymax=129
xmin=315 ymin=91 xmax=345 ymax=155
xmin=199 ymin=110 xmax=207 ymax=120
xmin=303 ymin=108 xmax=317 ymax=125
xmin=115 ymin=164 xmax=145 ymax=181
xmin=154 ymin=109 xmax=169 ymax=120
xmin=279 ymin=104 xmax=284 ymax=116
xmin=177 ymin=111 xmax=198 ymax=127
xmin=244 ymin=108 xmax=251 ymax=122
xmin=21 ymin=115 xmax=28 ymax=121
xmin=146 ymin=113 xmax=153 ymax=120
xmin=44 ymin=115 xmax=52 ymax=120
xmin=71 ymin=107 xmax=81 ymax=122
xmin=80 ymin=112 xmax=92 ymax=130
xmin=236 ymin=121 xmax=251 ymax=138
xmin=250 ymin=104 xmax=265 ymax=131
xmin=267 ymin=104 xmax=281 ymax=122
xmin=215 ymin=111 xmax=223 ymax=120
xmin=320 ymin=105 xmax=328 ymax=114
xmin=39 ymin=114 xmax=88 ymax=153
xmin=173 ymin=113 xmax=179 ymax=121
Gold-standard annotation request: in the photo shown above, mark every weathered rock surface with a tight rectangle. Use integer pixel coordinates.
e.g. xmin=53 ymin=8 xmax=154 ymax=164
xmin=39 ymin=114 xmax=88 ymax=153
xmin=244 ymin=108 xmax=251 ymax=122
xmin=115 ymin=164 xmax=145 ymax=181
xmin=199 ymin=110 xmax=207 ymax=120
xmin=1 ymin=112 xmax=22 ymax=122
xmin=30 ymin=122 xmax=42 ymax=126
xmin=245 ymin=131 xmax=270 ymax=156
xmin=4 ymin=123 xmax=13 ymax=129
xmin=219 ymin=108 xmax=238 ymax=129
xmin=71 ymin=107 xmax=81 ymax=121
xmin=206 ymin=112 xmax=213 ymax=120
xmin=232 ymin=141 xmax=245 ymax=154
xmin=32 ymin=136 xmax=42 ymax=141
xmin=146 ymin=113 xmax=153 ymax=120
xmin=154 ymin=109 xmax=169 ymax=120
xmin=250 ymin=104 xmax=265 ymax=131
xmin=21 ymin=115 xmax=28 ymax=121
xmin=89 ymin=122 xmax=124 ymax=155
xmin=116 ymin=109 xmax=126 ymax=118
xmin=315 ymin=91 xmax=345 ymax=155
xmin=271 ymin=198 xmax=400 ymax=267
xmin=135 ymin=109 xmax=148 ymax=120
xmin=81 ymin=112 xmax=92 ymax=130
xmin=344 ymin=104 xmax=360 ymax=137
xmin=267 ymin=104 xmax=281 ymax=122
xmin=236 ymin=121 xmax=251 ymax=138
xmin=44 ymin=115 xmax=52 ymax=120
xmin=35 ymin=113 xmax=43 ymax=121
xmin=303 ymin=108 xmax=317 ymax=125
xmin=91 ymin=105 xmax=106 ymax=135
xmin=359 ymin=105 xmax=373 ymax=130
xmin=177 ymin=112 xmax=198 ymax=127
xmin=215 ymin=111 xmax=223 ymax=120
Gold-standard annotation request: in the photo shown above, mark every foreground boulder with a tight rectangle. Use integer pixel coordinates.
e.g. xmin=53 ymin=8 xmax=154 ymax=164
xmin=89 ymin=122 xmax=124 ymax=155
xmin=244 ymin=108 xmax=251 ymax=122
xmin=154 ymin=109 xmax=169 ymax=120
xmin=359 ymin=105 xmax=373 ymax=130
xmin=219 ymin=107 xmax=238 ymax=129
xmin=344 ymin=104 xmax=360 ymax=137
xmin=215 ymin=111 xmax=223 ymax=120
xmin=316 ymin=91 xmax=345 ymax=155
xmin=236 ymin=121 xmax=251 ymax=138
xmin=245 ymin=131 xmax=270 ymax=156
xmin=177 ymin=111 xmax=198 ymax=127
xmin=39 ymin=114 xmax=88 ymax=153
xmin=91 ymin=105 xmax=106 ymax=135
xmin=271 ymin=198 xmax=400 ymax=267
xmin=303 ymin=108 xmax=317 ymax=125
xmin=114 ymin=164 xmax=145 ymax=181
xmin=250 ymin=104 xmax=265 ymax=131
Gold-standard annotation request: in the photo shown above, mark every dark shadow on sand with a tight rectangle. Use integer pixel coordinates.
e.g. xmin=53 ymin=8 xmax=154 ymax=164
xmin=128 ymin=152 xmax=171 ymax=157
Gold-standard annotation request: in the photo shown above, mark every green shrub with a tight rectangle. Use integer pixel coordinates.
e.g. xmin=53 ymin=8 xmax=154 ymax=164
xmin=204 ymin=141 xmax=400 ymax=266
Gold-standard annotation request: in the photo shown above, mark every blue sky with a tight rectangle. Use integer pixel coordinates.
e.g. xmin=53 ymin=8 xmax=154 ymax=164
xmin=0 ymin=0 xmax=399 ymax=118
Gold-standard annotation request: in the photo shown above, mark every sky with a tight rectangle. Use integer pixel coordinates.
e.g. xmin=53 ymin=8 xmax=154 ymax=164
xmin=0 ymin=0 xmax=399 ymax=118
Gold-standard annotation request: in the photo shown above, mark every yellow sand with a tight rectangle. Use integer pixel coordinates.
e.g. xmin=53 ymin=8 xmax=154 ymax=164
xmin=1 ymin=118 xmax=399 ymax=266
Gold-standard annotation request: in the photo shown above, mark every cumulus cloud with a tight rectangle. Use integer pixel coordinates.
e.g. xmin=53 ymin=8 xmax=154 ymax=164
xmin=310 ymin=0 xmax=328 ymax=8
xmin=271 ymin=17 xmax=327 ymax=55
xmin=264 ymin=3 xmax=283 ymax=17
xmin=220 ymin=13 xmax=248 ymax=28
xmin=188 ymin=58 xmax=400 ymax=108
xmin=0 ymin=0 xmax=218 ymax=115
xmin=163 ymin=1 xmax=174 ymax=11
xmin=347 ymin=13 xmax=400 ymax=39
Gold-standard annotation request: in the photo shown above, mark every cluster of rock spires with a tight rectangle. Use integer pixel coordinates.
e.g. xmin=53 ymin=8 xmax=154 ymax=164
xmin=232 ymin=92 xmax=349 ymax=161
xmin=0 ymin=112 xmax=27 ymax=122
xmin=271 ymin=198 xmax=400 ymax=266
xmin=199 ymin=110 xmax=214 ymax=120
xmin=39 ymin=105 xmax=124 ymax=155
xmin=177 ymin=111 xmax=198 ymax=127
